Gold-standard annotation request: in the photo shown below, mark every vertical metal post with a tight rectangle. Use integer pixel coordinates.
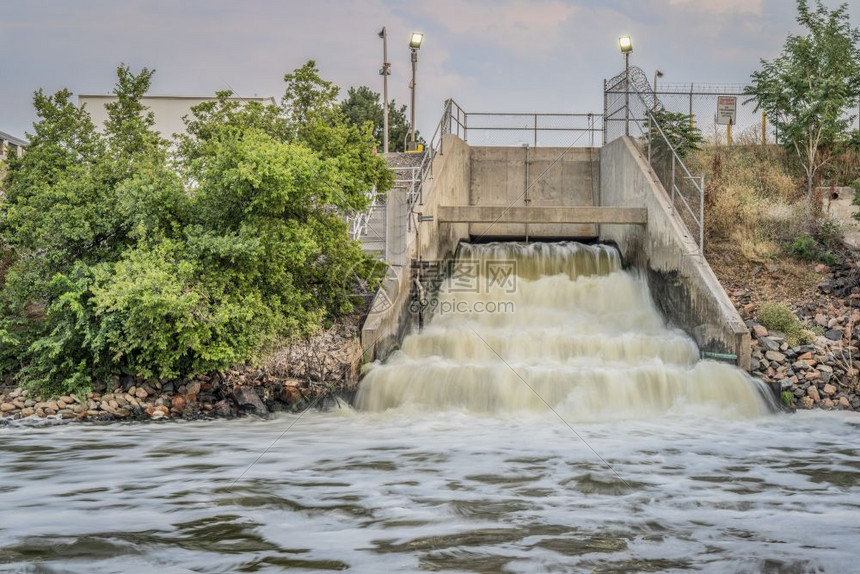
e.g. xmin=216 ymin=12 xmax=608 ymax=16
xmin=671 ymin=154 xmax=676 ymax=214
xmin=699 ymin=174 xmax=705 ymax=253
xmin=689 ymin=83 xmax=694 ymax=133
xmin=463 ymin=112 xmax=468 ymax=143
xmin=410 ymin=47 xmax=418 ymax=150
xmin=624 ymin=52 xmax=630 ymax=137
xmin=523 ymin=143 xmax=530 ymax=242
xmin=602 ymin=79 xmax=607 ymax=144
xmin=588 ymin=113 xmax=594 ymax=146
xmin=379 ymin=27 xmax=390 ymax=153
xmin=647 ymin=111 xmax=652 ymax=163
xmin=534 ymin=114 xmax=538 ymax=147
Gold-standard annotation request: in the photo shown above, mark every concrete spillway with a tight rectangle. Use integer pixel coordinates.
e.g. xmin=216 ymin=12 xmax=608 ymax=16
xmin=357 ymin=242 xmax=774 ymax=418
xmin=361 ymin=135 xmax=750 ymax=372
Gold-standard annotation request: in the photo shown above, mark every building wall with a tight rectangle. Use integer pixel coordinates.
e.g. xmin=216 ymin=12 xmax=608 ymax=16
xmin=78 ymin=95 xmax=276 ymax=141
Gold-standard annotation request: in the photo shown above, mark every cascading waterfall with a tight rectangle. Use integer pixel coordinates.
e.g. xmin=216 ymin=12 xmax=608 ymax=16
xmin=356 ymin=242 xmax=776 ymax=419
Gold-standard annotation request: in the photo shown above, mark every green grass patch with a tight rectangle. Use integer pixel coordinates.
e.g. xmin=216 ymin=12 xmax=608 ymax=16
xmin=758 ymin=302 xmax=817 ymax=347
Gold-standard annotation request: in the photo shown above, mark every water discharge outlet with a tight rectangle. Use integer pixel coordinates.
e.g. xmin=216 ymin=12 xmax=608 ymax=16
xmin=358 ymin=241 xmax=776 ymax=419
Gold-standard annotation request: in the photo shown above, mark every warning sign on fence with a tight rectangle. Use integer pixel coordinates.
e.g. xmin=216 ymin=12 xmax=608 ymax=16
xmin=716 ymin=96 xmax=737 ymax=126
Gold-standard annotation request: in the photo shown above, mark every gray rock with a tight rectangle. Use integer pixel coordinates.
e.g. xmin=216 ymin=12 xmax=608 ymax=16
xmin=765 ymin=350 xmax=786 ymax=363
xmin=232 ymin=387 xmax=267 ymax=416
xmin=780 ymin=380 xmax=793 ymax=390
xmin=759 ymin=337 xmax=781 ymax=352
xmin=825 ymin=329 xmax=843 ymax=341
xmin=820 ymin=371 xmax=832 ymax=384
xmin=213 ymin=399 xmax=234 ymax=418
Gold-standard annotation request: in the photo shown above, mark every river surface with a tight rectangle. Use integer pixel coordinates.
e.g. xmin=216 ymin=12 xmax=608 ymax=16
xmin=2 ymin=242 xmax=860 ymax=572
xmin=2 ymin=411 xmax=860 ymax=572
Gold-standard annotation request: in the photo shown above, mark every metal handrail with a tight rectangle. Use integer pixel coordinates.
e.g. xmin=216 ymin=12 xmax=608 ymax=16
xmin=347 ymin=187 xmax=380 ymax=241
xmin=625 ymin=83 xmax=706 ymax=252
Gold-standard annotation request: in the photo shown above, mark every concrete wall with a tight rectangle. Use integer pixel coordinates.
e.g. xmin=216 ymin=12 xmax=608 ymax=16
xmin=599 ymin=136 xmax=750 ymax=370
xmin=468 ymin=146 xmax=599 ymax=239
xmin=361 ymin=134 xmax=471 ymax=360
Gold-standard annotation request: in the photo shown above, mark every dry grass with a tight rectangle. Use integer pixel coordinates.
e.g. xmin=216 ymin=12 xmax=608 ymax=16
xmin=689 ymin=144 xmax=809 ymax=260
xmin=688 ymin=143 xmax=826 ymax=303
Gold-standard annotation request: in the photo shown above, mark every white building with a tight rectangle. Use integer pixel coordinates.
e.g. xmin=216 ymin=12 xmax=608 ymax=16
xmin=0 ymin=130 xmax=28 ymax=158
xmin=78 ymin=95 xmax=277 ymax=141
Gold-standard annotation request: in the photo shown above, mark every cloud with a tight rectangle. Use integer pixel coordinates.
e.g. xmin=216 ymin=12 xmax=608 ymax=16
xmin=668 ymin=0 xmax=764 ymax=16
xmin=409 ymin=0 xmax=578 ymax=55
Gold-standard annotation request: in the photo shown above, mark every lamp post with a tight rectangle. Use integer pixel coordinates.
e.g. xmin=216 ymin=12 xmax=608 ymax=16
xmin=378 ymin=27 xmax=390 ymax=153
xmin=409 ymin=32 xmax=423 ymax=151
xmin=619 ymin=35 xmax=633 ymax=136
xmin=653 ymin=69 xmax=663 ymax=111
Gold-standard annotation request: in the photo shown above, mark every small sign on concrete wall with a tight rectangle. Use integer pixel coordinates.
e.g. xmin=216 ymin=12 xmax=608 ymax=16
xmin=716 ymin=96 xmax=737 ymax=126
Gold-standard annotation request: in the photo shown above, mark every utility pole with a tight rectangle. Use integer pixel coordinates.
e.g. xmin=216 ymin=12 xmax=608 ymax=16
xmin=378 ymin=27 xmax=390 ymax=153
xmin=625 ymin=50 xmax=630 ymax=136
xmin=653 ymin=70 xmax=663 ymax=111
xmin=618 ymin=35 xmax=633 ymax=137
xmin=408 ymin=33 xmax=423 ymax=151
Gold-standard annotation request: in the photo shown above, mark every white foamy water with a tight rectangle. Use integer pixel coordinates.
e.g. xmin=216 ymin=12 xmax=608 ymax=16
xmin=357 ymin=242 xmax=776 ymax=419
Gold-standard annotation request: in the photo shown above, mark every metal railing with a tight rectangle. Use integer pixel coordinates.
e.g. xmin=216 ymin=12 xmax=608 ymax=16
xmin=443 ymin=103 xmax=603 ymax=147
xmin=604 ymin=70 xmax=706 ymax=252
xmin=347 ymin=187 xmax=382 ymax=241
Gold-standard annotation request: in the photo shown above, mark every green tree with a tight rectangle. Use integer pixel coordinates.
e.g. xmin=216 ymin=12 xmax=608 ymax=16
xmin=0 ymin=61 xmax=391 ymax=396
xmin=744 ymin=0 xmax=860 ymax=197
xmin=647 ymin=109 xmax=703 ymax=160
xmin=341 ymin=85 xmax=419 ymax=152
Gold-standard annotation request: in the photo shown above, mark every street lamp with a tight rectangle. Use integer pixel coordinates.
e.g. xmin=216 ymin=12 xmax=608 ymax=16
xmin=653 ymin=69 xmax=663 ymax=111
xmin=619 ymin=35 xmax=633 ymax=136
xmin=378 ymin=27 xmax=390 ymax=153
xmin=408 ymin=32 xmax=423 ymax=151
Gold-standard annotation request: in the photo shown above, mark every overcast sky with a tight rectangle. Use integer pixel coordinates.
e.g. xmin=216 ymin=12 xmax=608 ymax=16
xmin=3 ymin=0 xmax=859 ymax=141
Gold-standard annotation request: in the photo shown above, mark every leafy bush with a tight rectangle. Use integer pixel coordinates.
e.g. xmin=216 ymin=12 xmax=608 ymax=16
xmin=781 ymin=390 xmax=796 ymax=407
xmin=790 ymin=233 xmax=818 ymax=260
xmin=789 ymin=233 xmax=837 ymax=264
xmin=758 ymin=301 xmax=817 ymax=347
xmin=815 ymin=217 xmax=842 ymax=251
xmin=759 ymin=302 xmax=798 ymax=334
xmin=0 ymin=62 xmax=392 ymax=397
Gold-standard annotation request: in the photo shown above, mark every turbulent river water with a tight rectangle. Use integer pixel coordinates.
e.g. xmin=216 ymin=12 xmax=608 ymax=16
xmin=2 ymin=242 xmax=860 ymax=573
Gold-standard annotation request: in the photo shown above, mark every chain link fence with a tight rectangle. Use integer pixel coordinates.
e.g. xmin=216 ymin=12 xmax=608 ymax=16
xmin=653 ymin=83 xmax=777 ymax=145
xmin=604 ymin=68 xmax=705 ymax=250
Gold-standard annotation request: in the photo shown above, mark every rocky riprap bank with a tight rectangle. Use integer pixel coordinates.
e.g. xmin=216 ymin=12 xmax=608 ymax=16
xmin=0 ymin=316 xmax=363 ymax=423
xmin=733 ymin=259 xmax=860 ymax=411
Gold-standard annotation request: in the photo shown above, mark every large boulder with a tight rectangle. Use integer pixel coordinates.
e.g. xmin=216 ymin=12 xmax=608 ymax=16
xmin=232 ymin=387 xmax=268 ymax=416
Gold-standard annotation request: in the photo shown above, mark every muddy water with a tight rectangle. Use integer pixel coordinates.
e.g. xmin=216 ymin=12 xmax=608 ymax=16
xmin=2 ymin=243 xmax=858 ymax=572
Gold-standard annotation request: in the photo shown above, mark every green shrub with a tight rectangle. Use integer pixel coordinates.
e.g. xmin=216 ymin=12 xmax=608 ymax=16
xmin=789 ymin=233 xmax=837 ymax=264
xmin=0 ymin=62 xmax=392 ymax=397
xmin=816 ymin=217 xmax=842 ymax=251
xmin=781 ymin=390 xmax=796 ymax=407
xmin=790 ymin=234 xmax=818 ymax=261
xmin=758 ymin=302 xmax=817 ymax=347
xmin=759 ymin=302 xmax=798 ymax=334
